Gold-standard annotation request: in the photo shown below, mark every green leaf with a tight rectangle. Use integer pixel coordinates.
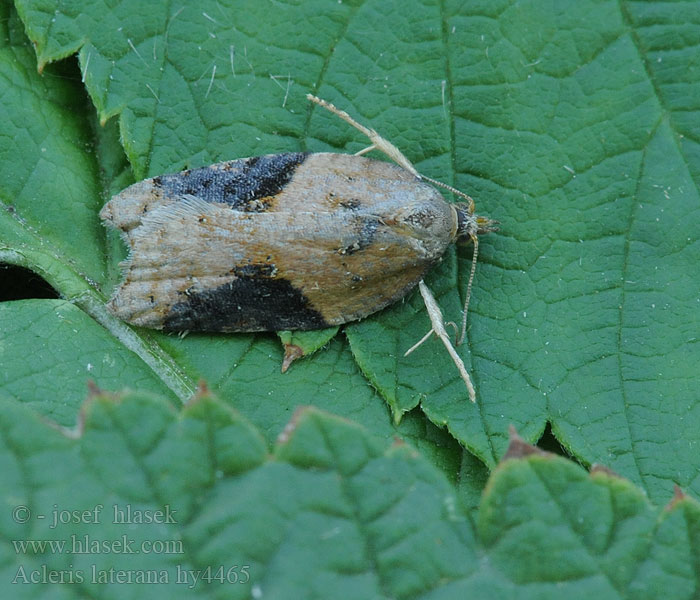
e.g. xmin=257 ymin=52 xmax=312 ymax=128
xmin=2 ymin=0 xmax=699 ymax=510
xmin=0 ymin=300 xmax=175 ymax=422
xmin=1 ymin=394 xmax=699 ymax=598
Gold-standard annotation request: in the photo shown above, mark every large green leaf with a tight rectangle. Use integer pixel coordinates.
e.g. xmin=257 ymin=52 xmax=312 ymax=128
xmin=1 ymin=0 xmax=698 ymax=512
xmin=1 ymin=393 xmax=699 ymax=599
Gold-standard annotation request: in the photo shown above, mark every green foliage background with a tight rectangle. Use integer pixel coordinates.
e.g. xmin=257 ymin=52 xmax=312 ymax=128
xmin=1 ymin=0 xmax=699 ymax=597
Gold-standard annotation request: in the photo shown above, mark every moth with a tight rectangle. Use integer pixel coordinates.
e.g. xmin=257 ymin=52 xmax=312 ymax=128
xmin=101 ymin=95 xmax=496 ymax=401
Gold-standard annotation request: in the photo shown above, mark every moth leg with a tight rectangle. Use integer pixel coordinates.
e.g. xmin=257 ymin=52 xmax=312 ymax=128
xmin=306 ymin=94 xmax=420 ymax=177
xmin=354 ymin=144 xmax=376 ymax=157
xmin=404 ymin=328 xmax=435 ymax=357
xmin=404 ymin=281 xmax=476 ymax=402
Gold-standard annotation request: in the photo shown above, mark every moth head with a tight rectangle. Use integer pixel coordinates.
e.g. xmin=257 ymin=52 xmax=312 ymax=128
xmin=452 ymin=203 xmax=499 ymax=244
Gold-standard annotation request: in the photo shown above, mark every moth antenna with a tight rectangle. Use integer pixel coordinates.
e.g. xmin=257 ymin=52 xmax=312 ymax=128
xmin=417 ymin=174 xmax=476 ymax=212
xmin=410 ymin=280 xmax=476 ymax=402
xmin=458 ymin=233 xmax=479 ymax=346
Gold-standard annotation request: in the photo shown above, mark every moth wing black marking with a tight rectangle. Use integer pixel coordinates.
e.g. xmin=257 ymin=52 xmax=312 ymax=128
xmin=101 ymin=153 xmax=309 ymax=230
xmin=149 ymin=153 xmax=308 ymax=209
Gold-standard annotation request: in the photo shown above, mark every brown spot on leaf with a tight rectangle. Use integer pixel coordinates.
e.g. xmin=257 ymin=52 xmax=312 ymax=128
xmin=589 ymin=464 xmax=621 ymax=478
xmin=281 ymin=344 xmax=304 ymax=373
xmin=501 ymin=425 xmax=549 ymax=462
